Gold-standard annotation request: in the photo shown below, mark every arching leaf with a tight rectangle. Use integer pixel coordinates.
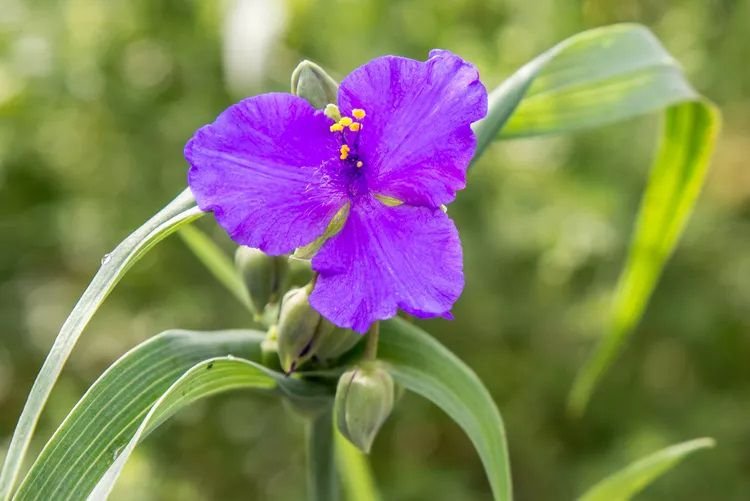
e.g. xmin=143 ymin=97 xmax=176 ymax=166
xmin=379 ymin=318 xmax=512 ymax=501
xmin=472 ymin=24 xmax=719 ymax=414
xmin=0 ymin=189 xmax=203 ymax=500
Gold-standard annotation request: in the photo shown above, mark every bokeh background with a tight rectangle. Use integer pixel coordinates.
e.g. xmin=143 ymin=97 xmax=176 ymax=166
xmin=1 ymin=0 xmax=748 ymax=499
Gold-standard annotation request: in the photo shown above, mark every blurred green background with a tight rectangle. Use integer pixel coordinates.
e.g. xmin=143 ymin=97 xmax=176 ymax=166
xmin=1 ymin=0 xmax=748 ymax=499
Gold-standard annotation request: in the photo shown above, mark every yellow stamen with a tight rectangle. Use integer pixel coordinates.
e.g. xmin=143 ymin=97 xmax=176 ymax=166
xmin=356 ymin=160 xmax=363 ymax=168
xmin=339 ymin=144 xmax=350 ymax=160
xmin=339 ymin=116 xmax=353 ymax=127
xmin=352 ymin=108 xmax=366 ymax=119
xmin=349 ymin=122 xmax=361 ymax=132
xmin=330 ymin=123 xmax=344 ymax=132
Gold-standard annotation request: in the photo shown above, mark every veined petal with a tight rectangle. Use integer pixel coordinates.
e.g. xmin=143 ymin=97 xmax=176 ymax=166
xmin=185 ymin=93 xmax=346 ymax=255
xmin=338 ymin=50 xmax=487 ymax=208
xmin=310 ymin=197 xmax=464 ymax=333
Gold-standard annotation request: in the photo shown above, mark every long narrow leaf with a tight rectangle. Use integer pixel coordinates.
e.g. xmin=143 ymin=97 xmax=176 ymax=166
xmin=14 ymin=329 xmax=329 ymax=500
xmin=89 ymin=356 xmax=327 ymax=500
xmin=379 ymin=318 xmax=512 ymax=501
xmin=472 ymin=24 xmax=719 ymax=413
xmin=569 ymin=101 xmax=718 ymax=414
xmin=0 ymin=189 xmax=203 ymax=500
xmin=578 ymin=438 xmax=715 ymax=501
xmin=89 ymin=358 xmax=331 ymax=501
xmin=178 ymin=224 xmax=252 ymax=311
xmin=15 ymin=329 xmax=263 ymax=500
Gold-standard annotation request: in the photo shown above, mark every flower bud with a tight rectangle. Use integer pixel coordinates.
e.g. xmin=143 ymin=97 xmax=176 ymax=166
xmin=290 ymin=60 xmax=339 ymax=109
xmin=314 ymin=322 xmax=362 ymax=362
xmin=276 ymin=286 xmax=322 ymax=373
xmin=260 ymin=326 xmax=282 ymax=372
xmin=235 ymin=246 xmax=288 ymax=315
xmin=334 ymin=364 xmax=394 ymax=454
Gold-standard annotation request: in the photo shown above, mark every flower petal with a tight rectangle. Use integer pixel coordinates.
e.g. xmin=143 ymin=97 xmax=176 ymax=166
xmin=185 ymin=93 xmax=347 ymax=255
xmin=338 ymin=50 xmax=487 ymax=208
xmin=310 ymin=196 xmax=464 ymax=333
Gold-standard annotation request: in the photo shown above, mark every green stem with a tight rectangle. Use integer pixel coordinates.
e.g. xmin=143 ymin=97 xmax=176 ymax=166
xmin=335 ymin=430 xmax=380 ymax=501
xmin=363 ymin=322 xmax=380 ymax=361
xmin=306 ymin=408 xmax=338 ymax=501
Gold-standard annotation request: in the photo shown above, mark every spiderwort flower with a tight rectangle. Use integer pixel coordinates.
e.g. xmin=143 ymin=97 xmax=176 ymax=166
xmin=185 ymin=50 xmax=488 ymax=333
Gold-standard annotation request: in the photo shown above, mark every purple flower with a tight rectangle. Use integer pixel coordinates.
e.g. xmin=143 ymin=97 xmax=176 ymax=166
xmin=185 ymin=50 xmax=487 ymax=333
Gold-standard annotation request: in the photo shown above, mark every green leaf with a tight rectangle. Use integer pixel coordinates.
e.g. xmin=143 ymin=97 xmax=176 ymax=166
xmin=0 ymin=189 xmax=203 ymax=501
xmin=472 ymin=24 xmax=719 ymax=414
xmin=14 ymin=329 xmax=330 ymax=500
xmin=178 ymin=224 xmax=253 ymax=312
xmin=379 ymin=318 xmax=512 ymax=501
xmin=578 ymin=438 xmax=715 ymax=501
xmin=569 ymin=101 xmax=718 ymax=415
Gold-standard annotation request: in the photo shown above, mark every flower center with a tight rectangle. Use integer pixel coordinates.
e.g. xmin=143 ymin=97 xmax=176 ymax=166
xmin=326 ymin=105 xmax=367 ymax=169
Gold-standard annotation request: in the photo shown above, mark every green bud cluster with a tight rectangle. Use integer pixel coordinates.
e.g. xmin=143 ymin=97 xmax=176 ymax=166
xmin=276 ymin=286 xmax=361 ymax=373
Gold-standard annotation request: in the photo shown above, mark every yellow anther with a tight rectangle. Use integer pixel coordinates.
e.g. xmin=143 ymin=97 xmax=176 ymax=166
xmin=339 ymin=116 xmax=353 ymax=127
xmin=352 ymin=108 xmax=366 ymax=119
xmin=349 ymin=122 xmax=361 ymax=132
xmin=339 ymin=144 xmax=350 ymax=160
xmin=356 ymin=160 xmax=363 ymax=168
xmin=330 ymin=123 xmax=344 ymax=132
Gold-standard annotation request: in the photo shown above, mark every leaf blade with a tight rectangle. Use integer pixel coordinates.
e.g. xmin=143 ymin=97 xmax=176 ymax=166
xmin=0 ymin=189 xmax=202 ymax=501
xmin=569 ymin=101 xmax=719 ymax=414
xmin=472 ymin=24 xmax=719 ymax=413
xmin=379 ymin=318 xmax=512 ymax=501
xmin=14 ymin=329 xmax=263 ymax=500
xmin=578 ymin=438 xmax=715 ymax=501
xmin=14 ymin=329 xmax=329 ymax=500
xmin=178 ymin=224 xmax=252 ymax=312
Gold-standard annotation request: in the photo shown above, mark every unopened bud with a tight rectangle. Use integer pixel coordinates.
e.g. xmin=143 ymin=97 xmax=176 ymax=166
xmin=235 ymin=246 xmax=288 ymax=315
xmin=334 ymin=364 xmax=394 ymax=453
xmin=290 ymin=60 xmax=339 ymax=109
xmin=260 ymin=326 xmax=282 ymax=372
xmin=314 ymin=322 xmax=362 ymax=362
xmin=276 ymin=287 xmax=321 ymax=373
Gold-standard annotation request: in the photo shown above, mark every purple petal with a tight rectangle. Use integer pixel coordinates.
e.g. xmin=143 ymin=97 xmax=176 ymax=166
xmin=185 ymin=93 xmax=347 ymax=255
xmin=338 ymin=50 xmax=487 ymax=208
xmin=310 ymin=196 xmax=464 ymax=333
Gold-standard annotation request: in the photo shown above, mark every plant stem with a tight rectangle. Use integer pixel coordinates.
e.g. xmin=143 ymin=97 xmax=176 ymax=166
xmin=363 ymin=322 xmax=380 ymax=361
xmin=306 ymin=408 xmax=338 ymax=501
xmin=335 ymin=430 xmax=380 ymax=501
